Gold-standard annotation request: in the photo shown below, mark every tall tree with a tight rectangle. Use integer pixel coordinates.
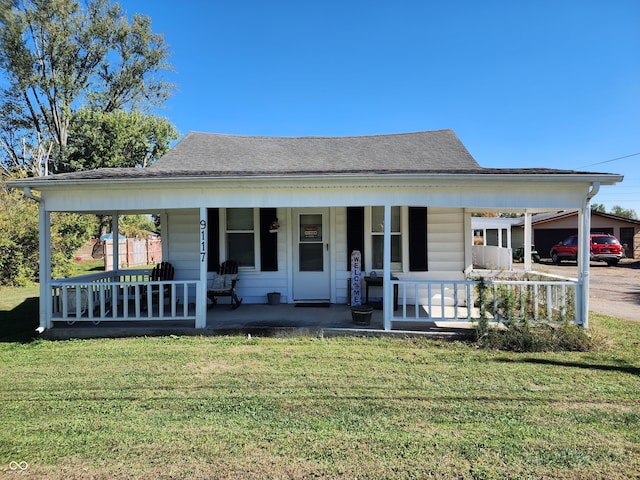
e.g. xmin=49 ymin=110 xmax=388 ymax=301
xmin=0 ymin=0 xmax=174 ymax=174
xmin=67 ymin=108 xmax=179 ymax=170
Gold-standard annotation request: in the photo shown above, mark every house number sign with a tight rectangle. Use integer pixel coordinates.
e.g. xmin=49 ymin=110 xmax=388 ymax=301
xmin=200 ymin=219 xmax=207 ymax=263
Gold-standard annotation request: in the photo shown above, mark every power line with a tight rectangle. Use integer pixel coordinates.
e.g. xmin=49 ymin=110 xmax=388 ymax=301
xmin=579 ymin=152 xmax=640 ymax=168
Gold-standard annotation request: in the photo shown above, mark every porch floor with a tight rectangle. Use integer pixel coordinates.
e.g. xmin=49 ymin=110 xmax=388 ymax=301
xmin=44 ymin=303 xmax=477 ymax=340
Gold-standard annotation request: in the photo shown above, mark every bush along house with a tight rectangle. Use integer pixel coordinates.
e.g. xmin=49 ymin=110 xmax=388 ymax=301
xmin=8 ymin=129 xmax=623 ymax=334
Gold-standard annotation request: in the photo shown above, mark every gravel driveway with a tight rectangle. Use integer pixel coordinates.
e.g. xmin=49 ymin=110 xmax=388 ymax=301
xmin=518 ymin=259 xmax=640 ymax=322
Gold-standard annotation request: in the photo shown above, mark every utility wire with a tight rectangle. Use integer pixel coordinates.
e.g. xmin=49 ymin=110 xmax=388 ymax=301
xmin=579 ymin=152 xmax=640 ymax=168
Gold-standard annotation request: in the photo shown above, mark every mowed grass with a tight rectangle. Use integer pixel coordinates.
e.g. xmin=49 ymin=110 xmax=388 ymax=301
xmin=0 ymin=295 xmax=639 ymax=478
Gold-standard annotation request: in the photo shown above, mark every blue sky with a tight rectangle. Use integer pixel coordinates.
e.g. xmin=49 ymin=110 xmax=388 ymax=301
xmin=121 ymin=0 xmax=639 ymax=215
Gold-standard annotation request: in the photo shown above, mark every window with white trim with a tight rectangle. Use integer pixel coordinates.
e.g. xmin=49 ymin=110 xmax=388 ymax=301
xmin=225 ymin=208 xmax=257 ymax=268
xmin=370 ymin=206 xmax=402 ymax=270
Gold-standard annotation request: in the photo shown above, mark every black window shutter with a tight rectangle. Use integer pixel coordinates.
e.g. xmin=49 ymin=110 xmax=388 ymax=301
xmin=409 ymin=207 xmax=428 ymax=271
xmin=207 ymin=209 xmax=220 ymax=272
xmin=347 ymin=207 xmax=365 ymax=271
xmin=260 ymin=208 xmax=278 ymax=271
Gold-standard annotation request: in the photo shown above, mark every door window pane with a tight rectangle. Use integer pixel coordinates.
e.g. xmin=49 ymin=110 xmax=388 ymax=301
xmin=300 ymin=214 xmax=323 ymax=242
xmin=299 ymin=244 xmax=324 ymax=271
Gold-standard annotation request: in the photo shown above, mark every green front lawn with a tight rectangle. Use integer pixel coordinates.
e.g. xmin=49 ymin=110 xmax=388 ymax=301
xmin=0 ymin=306 xmax=638 ymax=479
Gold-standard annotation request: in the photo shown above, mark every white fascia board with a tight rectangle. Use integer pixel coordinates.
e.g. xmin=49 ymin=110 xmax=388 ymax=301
xmin=21 ymin=172 xmax=621 ymax=213
xmin=9 ymin=171 xmax=624 ymax=190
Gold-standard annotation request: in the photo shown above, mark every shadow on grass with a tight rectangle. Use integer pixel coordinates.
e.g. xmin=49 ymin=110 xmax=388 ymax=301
xmin=0 ymin=297 xmax=39 ymax=343
xmin=495 ymin=357 xmax=640 ymax=376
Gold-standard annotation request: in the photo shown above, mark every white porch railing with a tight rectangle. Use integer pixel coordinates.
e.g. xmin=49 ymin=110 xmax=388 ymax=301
xmin=390 ymin=273 xmax=579 ymax=326
xmin=50 ymin=269 xmax=198 ymax=324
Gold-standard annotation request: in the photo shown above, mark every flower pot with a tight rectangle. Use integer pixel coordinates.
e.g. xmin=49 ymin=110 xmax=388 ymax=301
xmin=351 ymin=305 xmax=373 ymax=325
xmin=267 ymin=292 xmax=281 ymax=305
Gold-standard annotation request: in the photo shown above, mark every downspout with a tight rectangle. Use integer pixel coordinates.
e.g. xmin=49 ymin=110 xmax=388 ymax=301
xmin=21 ymin=189 xmax=48 ymax=334
xmin=23 ymin=187 xmax=40 ymax=203
xmin=579 ymin=182 xmax=600 ymax=329
xmin=586 ymin=182 xmax=600 ymax=202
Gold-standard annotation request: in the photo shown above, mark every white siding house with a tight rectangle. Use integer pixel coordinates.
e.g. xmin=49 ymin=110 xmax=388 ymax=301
xmin=8 ymin=129 xmax=623 ymax=334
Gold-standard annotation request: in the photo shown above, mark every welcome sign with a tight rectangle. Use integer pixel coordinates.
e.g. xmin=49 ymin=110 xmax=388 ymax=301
xmin=350 ymin=250 xmax=362 ymax=306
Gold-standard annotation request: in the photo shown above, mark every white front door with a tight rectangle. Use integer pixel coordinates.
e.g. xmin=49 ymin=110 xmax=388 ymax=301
xmin=292 ymin=208 xmax=330 ymax=301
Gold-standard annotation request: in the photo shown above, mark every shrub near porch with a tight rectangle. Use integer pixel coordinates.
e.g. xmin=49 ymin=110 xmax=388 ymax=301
xmin=0 ymin=314 xmax=639 ymax=479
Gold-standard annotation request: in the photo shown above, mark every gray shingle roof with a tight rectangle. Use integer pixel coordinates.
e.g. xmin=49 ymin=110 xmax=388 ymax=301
xmin=149 ymin=129 xmax=482 ymax=174
xmin=5 ymin=129 xmax=622 ymax=183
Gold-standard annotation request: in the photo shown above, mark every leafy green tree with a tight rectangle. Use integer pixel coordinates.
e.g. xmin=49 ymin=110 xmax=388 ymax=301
xmin=0 ymin=0 xmax=174 ymax=175
xmin=49 ymin=212 xmax=96 ymax=279
xmin=0 ymin=187 xmax=39 ymax=285
xmin=119 ymin=215 xmax=157 ymax=239
xmin=0 ymin=0 xmax=179 ymax=283
xmin=591 ymin=203 xmax=637 ymax=220
xmin=0 ymin=185 xmax=95 ymax=285
xmin=67 ymin=108 xmax=178 ymax=170
xmin=610 ymin=205 xmax=638 ymax=220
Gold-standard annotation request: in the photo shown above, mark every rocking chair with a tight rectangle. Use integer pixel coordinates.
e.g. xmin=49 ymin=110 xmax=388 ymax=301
xmin=148 ymin=261 xmax=175 ymax=308
xmin=207 ymin=260 xmax=242 ymax=309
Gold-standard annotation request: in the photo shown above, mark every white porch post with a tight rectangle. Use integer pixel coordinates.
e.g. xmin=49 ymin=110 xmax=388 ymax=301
xmin=383 ymin=204 xmax=392 ymax=330
xmin=196 ymin=207 xmax=208 ymax=329
xmin=578 ymin=206 xmax=591 ymax=328
xmin=524 ymin=212 xmax=532 ymax=272
xmin=160 ymin=211 xmax=169 ymax=261
xmin=111 ymin=214 xmax=119 ymax=271
xmin=39 ymin=205 xmax=52 ymax=331
xmin=463 ymin=210 xmax=473 ymax=274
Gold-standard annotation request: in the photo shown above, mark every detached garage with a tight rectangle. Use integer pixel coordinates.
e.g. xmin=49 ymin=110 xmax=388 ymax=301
xmin=525 ymin=211 xmax=640 ymax=260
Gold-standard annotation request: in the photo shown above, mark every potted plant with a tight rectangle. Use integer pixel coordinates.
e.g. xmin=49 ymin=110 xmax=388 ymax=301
xmin=351 ymin=304 xmax=373 ymax=325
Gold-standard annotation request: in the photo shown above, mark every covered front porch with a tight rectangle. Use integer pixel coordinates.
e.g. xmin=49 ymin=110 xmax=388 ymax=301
xmin=38 ymin=202 xmax=589 ymax=335
xmin=44 ymin=264 xmax=580 ymax=339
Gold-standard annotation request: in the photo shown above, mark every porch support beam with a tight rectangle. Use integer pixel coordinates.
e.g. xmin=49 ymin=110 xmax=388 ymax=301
xmin=524 ymin=212 xmax=532 ymax=272
xmin=196 ymin=207 xmax=208 ymax=328
xmin=383 ymin=204 xmax=392 ymax=330
xmin=39 ymin=206 xmax=52 ymax=331
xmin=463 ymin=210 xmax=473 ymax=274
xmin=160 ymin=211 xmax=169 ymax=260
xmin=578 ymin=206 xmax=591 ymax=328
xmin=111 ymin=213 xmax=119 ymax=271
